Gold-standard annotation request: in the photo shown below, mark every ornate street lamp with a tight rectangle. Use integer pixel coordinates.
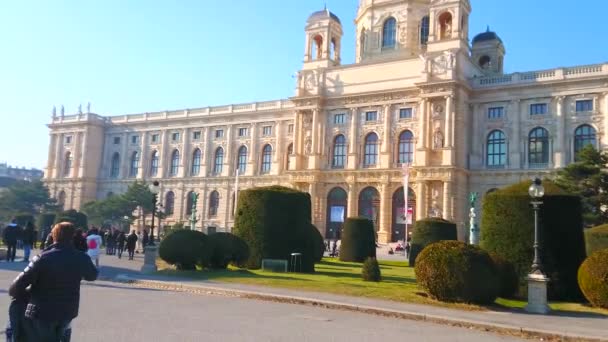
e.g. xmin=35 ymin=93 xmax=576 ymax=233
xmin=525 ymin=178 xmax=550 ymax=314
xmin=148 ymin=181 xmax=160 ymax=246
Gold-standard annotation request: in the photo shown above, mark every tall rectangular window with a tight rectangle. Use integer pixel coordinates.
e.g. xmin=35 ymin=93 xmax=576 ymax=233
xmin=365 ymin=111 xmax=377 ymax=122
xmin=488 ymin=107 xmax=504 ymax=119
xmin=131 ymin=135 xmax=139 ymax=144
xmin=238 ymin=128 xmax=248 ymax=137
xmin=171 ymin=132 xmax=180 ymax=141
xmin=399 ymin=108 xmax=413 ymax=119
xmin=333 ymin=113 xmax=345 ymax=124
xmin=262 ymin=126 xmax=272 ymax=136
xmin=530 ymin=103 xmax=547 ymax=115
xmin=113 ymin=137 xmax=121 ymax=144
xmin=192 ymin=131 xmax=201 ymax=140
xmin=151 ymin=134 xmax=159 ymax=143
xmin=215 ymin=129 xmax=224 ymax=138
xmin=288 ymin=124 xmax=294 ymax=133
xmin=576 ymin=100 xmax=593 ymax=112
xmin=64 ymin=136 xmax=72 ymax=144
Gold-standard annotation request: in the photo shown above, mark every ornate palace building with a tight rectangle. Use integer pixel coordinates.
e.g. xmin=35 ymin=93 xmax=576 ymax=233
xmin=44 ymin=0 xmax=608 ymax=243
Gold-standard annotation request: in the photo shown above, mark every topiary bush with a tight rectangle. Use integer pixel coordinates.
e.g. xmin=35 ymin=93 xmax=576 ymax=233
xmin=159 ymin=229 xmax=208 ymax=270
xmin=310 ymin=225 xmax=325 ymax=263
xmin=578 ymin=249 xmax=608 ymax=309
xmin=233 ymin=186 xmax=317 ymax=272
xmin=415 ymin=241 xmax=499 ymax=305
xmin=207 ymin=232 xmax=250 ymax=269
xmin=362 ymin=257 xmax=381 ymax=282
xmin=408 ymin=218 xmax=457 ymax=267
xmin=481 ymin=180 xmax=586 ymax=300
xmin=585 ymin=225 xmax=608 ymax=256
xmin=489 ymin=253 xmax=519 ymax=298
xmin=339 ymin=217 xmax=376 ymax=262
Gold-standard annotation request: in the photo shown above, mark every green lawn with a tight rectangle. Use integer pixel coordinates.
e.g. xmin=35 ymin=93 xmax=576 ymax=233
xmin=157 ymin=258 xmax=607 ymax=315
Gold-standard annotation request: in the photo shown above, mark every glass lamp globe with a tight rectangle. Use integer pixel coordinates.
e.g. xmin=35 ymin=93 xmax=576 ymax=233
xmin=149 ymin=181 xmax=160 ymax=195
xmin=528 ymin=178 xmax=545 ymax=199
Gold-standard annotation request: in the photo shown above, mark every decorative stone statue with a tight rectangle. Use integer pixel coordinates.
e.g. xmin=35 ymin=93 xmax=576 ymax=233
xmin=52 ymin=106 xmax=56 ymax=118
xmin=433 ymin=130 xmax=444 ymax=149
xmin=87 ymin=102 xmax=91 ymax=113
xmin=469 ymin=192 xmax=479 ymax=245
xmin=78 ymin=104 xmax=82 ymax=115
xmin=60 ymin=105 xmax=65 ymax=117
xmin=189 ymin=192 xmax=199 ymax=230
xmin=305 ymin=139 xmax=312 ymax=155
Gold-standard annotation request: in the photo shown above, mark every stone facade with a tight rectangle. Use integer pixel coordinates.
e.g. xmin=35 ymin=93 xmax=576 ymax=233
xmin=44 ymin=0 xmax=608 ymax=243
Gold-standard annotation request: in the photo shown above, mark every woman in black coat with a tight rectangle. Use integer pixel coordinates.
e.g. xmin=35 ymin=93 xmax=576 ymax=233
xmin=126 ymin=231 xmax=138 ymax=260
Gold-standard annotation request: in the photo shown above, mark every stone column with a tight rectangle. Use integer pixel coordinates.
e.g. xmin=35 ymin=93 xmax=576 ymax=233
xmin=120 ymin=132 xmax=128 ymax=178
xmin=418 ymin=100 xmax=428 ymax=149
xmin=442 ymin=181 xmax=452 ymax=221
xmin=159 ymin=131 xmax=169 ymax=178
xmin=275 ymin=121 xmax=283 ymax=174
xmin=77 ymin=130 xmax=89 ymax=178
xmin=510 ymin=99 xmax=522 ymax=169
xmin=471 ymin=104 xmax=482 ymax=166
xmin=382 ymin=104 xmax=392 ymax=168
xmin=294 ymin=112 xmax=303 ymax=155
xmin=181 ymin=128 xmax=190 ymax=178
xmin=445 ymin=95 xmax=453 ymax=147
xmin=248 ymin=123 xmax=257 ymax=175
xmin=603 ymin=93 xmax=608 ymax=149
xmin=71 ymin=132 xmax=82 ymax=179
xmin=347 ymin=183 xmax=357 ymax=218
xmin=348 ymin=108 xmax=358 ymax=168
xmin=138 ymin=132 xmax=149 ymax=178
xmin=311 ymin=109 xmax=319 ymax=155
xmin=416 ymin=181 xmax=427 ymax=221
xmin=309 ymin=183 xmax=317 ymax=227
xmin=53 ymin=133 xmax=63 ymax=178
xmin=377 ymin=183 xmax=391 ymax=243
xmin=46 ymin=133 xmax=58 ymax=179
xmin=555 ymin=96 xmax=566 ymax=167
xmin=225 ymin=125 xmax=234 ymax=176
xmin=201 ymin=127 xmax=209 ymax=176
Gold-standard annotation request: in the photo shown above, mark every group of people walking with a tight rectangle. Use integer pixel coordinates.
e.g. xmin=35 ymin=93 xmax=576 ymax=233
xmin=102 ymin=228 xmax=141 ymax=260
xmin=2 ymin=220 xmax=37 ymax=262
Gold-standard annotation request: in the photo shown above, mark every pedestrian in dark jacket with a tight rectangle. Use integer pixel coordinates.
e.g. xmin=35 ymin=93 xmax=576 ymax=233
xmin=142 ymin=229 xmax=149 ymax=248
xmin=116 ymin=232 xmax=126 ymax=259
xmin=126 ymin=231 xmax=138 ymax=260
xmin=22 ymin=222 xmax=36 ymax=262
xmin=73 ymin=229 xmax=88 ymax=252
xmin=3 ymin=219 xmax=23 ymax=262
xmin=8 ymin=222 xmax=98 ymax=341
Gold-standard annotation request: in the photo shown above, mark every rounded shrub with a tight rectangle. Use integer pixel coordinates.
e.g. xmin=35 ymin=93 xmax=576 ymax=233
xmin=159 ymin=229 xmax=208 ymax=270
xmin=408 ymin=218 xmax=457 ymax=267
xmin=480 ymin=180 xmax=586 ymax=300
xmin=362 ymin=257 xmax=381 ymax=282
xmin=578 ymin=249 xmax=608 ymax=309
xmin=234 ymin=186 xmax=317 ymax=272
xmin=310 ymin=225 xmax=325 ymax=263
xmin=207 ymin=232 xmax=250 ymax=269
xmin=339 ymin=217 xmax=376 ymax=262
xmin=585 ymin=225 xmax=608 ymax=256
xmin=415 ymin=241 xmax=500 ymax=304
xmin=489 ymin=253 xmax=519 ymax=298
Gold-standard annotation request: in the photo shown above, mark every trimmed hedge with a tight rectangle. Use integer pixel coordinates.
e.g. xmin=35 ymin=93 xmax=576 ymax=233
xmin=585 ymin=225 xmax=608 ymax=256
xmin=159 ymin=229 xmax=208 ymax=270
xmin=489 ymin=253 xmax=519 ymax=298
xmin=415 ymin=241 xmax=499 ymax=304
xmin=55 ymin=209 xmax=88 ymax=230
xmin=339 ymin=217 xmax=376 ymax=262
xmin=481 ymin=180 xmax=586 ymax=300
xmin=37 ymin=213 xmax=56 ymax=232
xmin=207 ymin=232 xmax=250 ymax=269
xmin=310 ymin=225 xmax=325 ymax=263
xmin=578 ymin=249 xmax=608 ymax=308
xmin=409 ymin=218 xmax=457 ymax=267
xmin=362 ymin=257 xmax=381 ymax=282
xmin=234 ymin=186 xmax=317 ymax=272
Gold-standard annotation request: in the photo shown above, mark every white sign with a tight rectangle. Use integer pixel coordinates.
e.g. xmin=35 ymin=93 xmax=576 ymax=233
xmin=330 ymin=206 xmax=345 ymax=223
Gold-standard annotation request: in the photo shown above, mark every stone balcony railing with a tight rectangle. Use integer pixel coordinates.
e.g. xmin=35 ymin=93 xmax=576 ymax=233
xmin=50 ymin=99 xmax=295 ymax=125
xmin=470 ymin=63 xmax=608 ymax=89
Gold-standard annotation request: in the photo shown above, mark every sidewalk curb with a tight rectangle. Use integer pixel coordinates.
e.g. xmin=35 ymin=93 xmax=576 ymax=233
xmin=107 ymin=275 xmax=607 ymax=342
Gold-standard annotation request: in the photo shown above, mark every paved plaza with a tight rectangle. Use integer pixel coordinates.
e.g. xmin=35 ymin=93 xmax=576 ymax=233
xmin=0 ymin=249 xmax=535 ymax=341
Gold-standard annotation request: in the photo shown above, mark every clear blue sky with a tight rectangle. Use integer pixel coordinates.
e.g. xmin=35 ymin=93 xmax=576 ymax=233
xmin=1 ymin=0 xmax=606 ymax=170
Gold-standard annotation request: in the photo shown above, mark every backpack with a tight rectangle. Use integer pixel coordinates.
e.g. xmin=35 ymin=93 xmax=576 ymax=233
xmin=88 ymin=237 xmax=98 ymax=250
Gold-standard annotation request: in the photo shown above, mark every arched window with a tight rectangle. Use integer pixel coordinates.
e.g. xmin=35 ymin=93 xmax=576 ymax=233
xmin=312 ymin=35 xmax=323 ymax=60
xmin=110 ymin=152 xmax=120 ymax=178
xmin=149 ymin=151 xmax=159 ymax=177
xmin=261 ymin=144 xmax=272 ymax=174
xmin=129 ymin=152 xmax=140 ymax=177
xmin=165 ymin=191 xmax=175 ymax=215
xmin=439 ymin=12 xmax=453 ymax=40
xmin=398 ymin=130 xmax=414 ymax=164
xmin=286 ymin=143 xmax=293 ymax=170
xmin=57 ymin=190 xmax=66 ymax=211
xmin=185 ymin=191 xmax=196 ymax=216
xmin=382 ymin=17 xmax=397 ymax=48
xmin=208 ymin=191 xmax=220 ymax=217
xmin=213 ymin=147 xmax=224 ymax=175
xmin=358 ymin=187 xmax=380 ymax=230
xmin=363 ymin=133 xmax=379 ymax=167
xmin=170 ymin=150 xmax=180 ymax=176
xmin=574 ymin=124 xmax=597 ymax=159
xmin=237 ymin=146 xmax=247 ymax=174
xmin=326 ymin=187 xmax=348 ymax=239
xmin=420 ymin=16 xmax=430 ymax=45
xmin=191 ymin=149 xmax=201 ymax=176
xmin=392 ymin=187 xmax=416 ymax=242
xmin=332 ymin=135 xmax=346 ymax=169
xmin=486 ymin=130 xmax=506 ymax=167
xmin=528 ymin=127 xmax=549 ymax=166
xmin=63 ymin=152 xmax=72 ymax=177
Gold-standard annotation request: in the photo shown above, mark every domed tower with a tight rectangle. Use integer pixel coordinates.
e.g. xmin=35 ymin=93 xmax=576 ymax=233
xmin=302 ymin=7 xmax=343 ymax=70
xmin=471 ymin=27 xmax=505 ymax=75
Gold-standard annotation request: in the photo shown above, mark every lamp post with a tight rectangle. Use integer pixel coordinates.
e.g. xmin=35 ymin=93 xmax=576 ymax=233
xmin=148 ymin=181 xmax=160 ymax=246
xmin=525 ymin=178 xmax=551 ymax=314
xmin=123 ymin=216 xmax=129 ymax=233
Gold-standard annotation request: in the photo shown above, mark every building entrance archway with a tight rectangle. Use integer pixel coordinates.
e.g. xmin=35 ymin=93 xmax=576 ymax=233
xmin=358 ymin=187 xmax=380 ymax=231
xmin=326 ymin=187 xmax=347 ymax=239
xmin=392 ymin=187 xmax=416 ymax=242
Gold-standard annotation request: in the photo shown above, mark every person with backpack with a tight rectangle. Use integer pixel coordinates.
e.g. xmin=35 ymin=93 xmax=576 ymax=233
xmin=86 ymin=228 xmax=102 ymax=268
xmin=3 ymin=219 xmax=23 ymax=262
xmin=126 ymin=230 xmax=138 ymax=260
